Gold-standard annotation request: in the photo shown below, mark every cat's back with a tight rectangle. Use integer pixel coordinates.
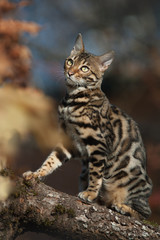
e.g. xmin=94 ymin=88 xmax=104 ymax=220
xmin=109 ymin=104 xmax=144 ymax=151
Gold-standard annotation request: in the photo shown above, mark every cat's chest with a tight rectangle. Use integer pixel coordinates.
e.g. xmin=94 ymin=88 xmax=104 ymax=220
xmin=58 ymin=103 xmax=78 ymax=121
xmin=58 ymin=95 xmax=89 ymax=121
xmin=58 ymin=102 xmax=88 ymax=155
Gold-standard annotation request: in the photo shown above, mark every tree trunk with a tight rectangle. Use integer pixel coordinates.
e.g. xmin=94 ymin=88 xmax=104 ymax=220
xmin=0 ymin=174 xmax=160 ymax=240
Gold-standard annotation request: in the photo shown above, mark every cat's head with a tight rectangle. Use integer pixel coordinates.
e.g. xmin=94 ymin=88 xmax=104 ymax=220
xmin=64 ymin=33 xmax=114 ymax=89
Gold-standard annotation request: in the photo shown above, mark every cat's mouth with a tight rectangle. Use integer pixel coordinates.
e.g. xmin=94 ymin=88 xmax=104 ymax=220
xmin=66 ymin=73 xmax=75 ymax=80
xmin=65 ymin=73 xmax=87 ymax=88
xmin=65 ymin=75 xmax=77 ymax=87
xmin=66 ymin=75 xmax=74 ymax=83
xmin=65 ymin=73 xmax=78 ymax=84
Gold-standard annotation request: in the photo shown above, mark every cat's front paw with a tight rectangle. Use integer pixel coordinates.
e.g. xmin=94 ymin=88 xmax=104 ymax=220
xmin=78 ymin=190 xmax=97 ymax=203
xmin=22 ymin=171 xmax=39 ymax=180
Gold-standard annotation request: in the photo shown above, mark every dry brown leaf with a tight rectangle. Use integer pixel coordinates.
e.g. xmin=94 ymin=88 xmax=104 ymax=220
xmin=0 ymin=0 xmax=31 ymax=16
xmin=0 ymin=19 xmax=41 ymax=35
xmin=0 ymin=43 xmax=31 ymax=85
xmin=0 ymin=48 xmax=12 ymax=81
xmin=0 ymin=0 xmax=17 ymax=15
xmin=0 ymin=1 xmax=41 ymax=86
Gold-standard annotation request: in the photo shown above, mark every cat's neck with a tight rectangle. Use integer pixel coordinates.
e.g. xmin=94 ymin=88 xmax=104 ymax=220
xmin=65 ymin=85 xmax=107 ymax=104
xmin=66 ymin=80 xmax=103 ymax=96
xmin=66 ymin=86 xmax=89 ymax=95
xmin=66 ymin=86 xmax=100 ymax=96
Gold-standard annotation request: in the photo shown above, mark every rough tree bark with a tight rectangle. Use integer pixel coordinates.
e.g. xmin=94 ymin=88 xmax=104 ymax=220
xmin=0 ymin=172 xmax=160 ymax=240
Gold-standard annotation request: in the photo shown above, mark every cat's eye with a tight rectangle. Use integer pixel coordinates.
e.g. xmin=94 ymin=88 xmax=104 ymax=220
xmin=67 ymin=59 xmax=73 ymax=66
xmin=81 ymin=66 xmax=89 ymax=73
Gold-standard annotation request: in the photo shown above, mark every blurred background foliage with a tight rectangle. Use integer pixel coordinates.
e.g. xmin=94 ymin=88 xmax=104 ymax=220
xmin=0 ymin=0 xmax=160 ymax=239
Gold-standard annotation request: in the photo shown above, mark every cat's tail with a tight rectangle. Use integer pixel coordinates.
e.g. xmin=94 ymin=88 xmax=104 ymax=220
xmin=131 ymin=198 xmax=151 ymax=219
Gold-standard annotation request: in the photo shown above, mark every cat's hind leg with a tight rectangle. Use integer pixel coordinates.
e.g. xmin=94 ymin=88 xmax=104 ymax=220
xmin=102 ymin=183 xmax=140 ymax=219
xmin=110 ymin=203 xmax=140 ymax=219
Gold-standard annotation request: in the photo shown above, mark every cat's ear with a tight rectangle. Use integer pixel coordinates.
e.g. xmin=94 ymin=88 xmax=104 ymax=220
xmin=99 ymin=51 xmax=114 ymax=72
xmin=71 ymin=33 xmax=85 ymax=55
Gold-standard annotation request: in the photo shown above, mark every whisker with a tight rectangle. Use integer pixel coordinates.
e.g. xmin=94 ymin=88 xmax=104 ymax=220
xmin=48 ymin=61 xmax=65 ymax=83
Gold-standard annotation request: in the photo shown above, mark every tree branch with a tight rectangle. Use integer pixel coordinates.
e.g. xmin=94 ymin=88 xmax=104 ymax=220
xmin=0 ymin=174 xmax=160 ymax=240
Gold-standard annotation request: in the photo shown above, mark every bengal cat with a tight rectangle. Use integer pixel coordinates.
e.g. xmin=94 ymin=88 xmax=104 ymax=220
xmin=23 ymin=34 xmax=152 ymax=219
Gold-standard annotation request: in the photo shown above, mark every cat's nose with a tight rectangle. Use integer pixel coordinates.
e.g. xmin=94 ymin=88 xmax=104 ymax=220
xmin=68 ymin=71 xmax=74 ymax=76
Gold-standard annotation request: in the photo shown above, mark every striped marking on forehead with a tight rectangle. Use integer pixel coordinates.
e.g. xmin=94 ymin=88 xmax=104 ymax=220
xmin=73 ymin=52 xmax=91 ymax=63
